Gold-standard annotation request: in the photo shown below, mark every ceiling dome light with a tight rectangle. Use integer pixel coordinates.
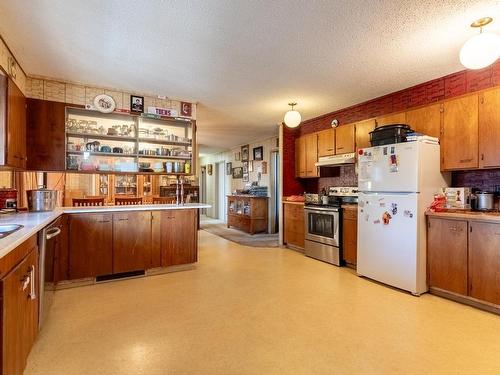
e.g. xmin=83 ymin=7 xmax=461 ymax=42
xmin=284 ymin=102 xmax=301 ymax=128
xmin=460 ymin=17 xmax=500 ymax=70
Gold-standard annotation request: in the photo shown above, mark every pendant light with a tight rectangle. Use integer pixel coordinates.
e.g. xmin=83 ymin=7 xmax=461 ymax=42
xmin=283 ymin=102 xmax=301 ymax=128
xmin=459 ymin=17 xmax=500 ymax=70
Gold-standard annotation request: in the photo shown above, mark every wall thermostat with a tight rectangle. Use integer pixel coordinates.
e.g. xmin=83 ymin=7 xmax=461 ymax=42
xmin=331 ymin=119 xmax=339 ymax=128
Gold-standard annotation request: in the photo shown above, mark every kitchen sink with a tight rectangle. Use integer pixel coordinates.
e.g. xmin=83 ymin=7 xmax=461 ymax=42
xmin=0 ymin=224 xmax=23 ymax=238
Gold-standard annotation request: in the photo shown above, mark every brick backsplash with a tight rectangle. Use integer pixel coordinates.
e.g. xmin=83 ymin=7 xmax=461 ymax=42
xmin=303 ymin=165 xmax=357 ymax=193
xmin=452 ymin=169 xmax=500 ymax=192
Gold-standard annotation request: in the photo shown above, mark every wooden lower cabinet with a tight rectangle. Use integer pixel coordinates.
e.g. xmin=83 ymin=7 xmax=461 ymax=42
xmin=1 ymin=237 xmax=39 ymax=375
xmin=469 ymin=222 xmax=500 ymax=305
xmin=427 ymin=215 xmax=500 ymax=312
xmin=161 ymin=209 xmax=197 ymax=266
xmin=283 ymin=202 xmax=305 ymax=249
xmin=342 ymin=208 xmax=358 ymax=266
xmin=63 ymin=209 xmax=198 ymax=280
xmin=68 ymin=213 xmax=113 ymax=279
xmin=427 ymin=218 xmax=468 ymax=295
xmin=113 ymin=211 xmax=152 ymax=273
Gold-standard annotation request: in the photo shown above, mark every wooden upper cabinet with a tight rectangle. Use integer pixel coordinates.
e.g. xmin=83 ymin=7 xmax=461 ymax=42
xmin=375 ymin=112 xmax=406 ymax=128
xmin=355 ymin=119 xmax=375 ymax=150
xmin=478 ymin=87 xmax=500 ymax=168
xmin=427 ymin=218 xmax=468 ymax=295
xmin=161 ymin=209 xmax=197 ymax=267
xmin=113 ymin=211 xmax=152 ymax=273
xmin=68 ymin=214 xmax=113 ymax=279
xmin=317 ymin=128 xmax=335 ymax=157
xmin=295 ymin=136 xmax=306 ymax=177
xmin=335 ymin=123 xmax=355 ymax=154
xmin=4 ymin=77 xmax=27 ymax=169
xmin=406 ymin=103 xmax=442 ymax=139
xmin=469 ymin=222 xmax=500 ymax=305
xmin=27 ymin=99 xmax=68 ymax=171
xmin=441 ymin=94 xmax=479 ymax=170
xmin=305 ymin=133 xmax=318 ymax=177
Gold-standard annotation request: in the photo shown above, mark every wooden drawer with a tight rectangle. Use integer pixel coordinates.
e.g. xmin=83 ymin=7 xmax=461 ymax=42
xmin=0 ymin=235 xmax=37 ymax=278
xmin=343 ymin=208 xmax=358 ymax=220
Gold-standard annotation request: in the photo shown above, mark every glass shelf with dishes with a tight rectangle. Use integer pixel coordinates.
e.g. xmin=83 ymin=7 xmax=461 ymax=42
xmin=65 ymin=107 xmax=196 ymax=174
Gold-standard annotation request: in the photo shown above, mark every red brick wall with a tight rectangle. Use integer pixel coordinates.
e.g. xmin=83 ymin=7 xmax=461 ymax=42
xmin=283 ymin=61 xmax=500 ymax=196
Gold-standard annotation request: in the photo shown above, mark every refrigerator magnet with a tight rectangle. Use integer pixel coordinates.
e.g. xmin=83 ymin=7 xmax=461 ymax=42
xmin=382 ymin=211 xmax=392 ymax=225
xmin=380 ymin=202 xmax=386 ymax=207
xmin=403 ymin=210 xmax=413 ymax=218
xmin=383 ymin=147 xmax=388 ymax=155
xmin=391 ymin=203 xmax=398 ymax=215
xmin=373 ymin=219 xmax=380 ymax=224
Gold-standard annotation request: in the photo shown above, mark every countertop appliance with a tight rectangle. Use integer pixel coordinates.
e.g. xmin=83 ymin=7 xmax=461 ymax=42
xmin=357 ymin=140 xmax=449 ymax=295
xmin=26 ymin=187 xmax=58 ymax=212
xmin=38 ymin=219 xmax=62 ymax=329
xmin=471 ymin=191 xmax=495 ymax=211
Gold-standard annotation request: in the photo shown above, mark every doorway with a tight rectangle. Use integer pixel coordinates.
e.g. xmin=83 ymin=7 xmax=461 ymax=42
xmin=215 ymin=161 xmax=226 ymax=221
xmin=269 ymin=150 xmax=280 ymax=233
xmin=200 ymin=166 xmax=207 ymax=215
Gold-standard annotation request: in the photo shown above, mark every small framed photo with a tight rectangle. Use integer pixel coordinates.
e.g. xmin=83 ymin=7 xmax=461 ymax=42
xmin=253 ymin=146 xmax=263 ymax=161
xmin=207 ymin=164 xmax=213 ymax=175
xmin=232 ymin=167 xmax=243 ymax=179
xmin=241 ymin=144 xmax=249 ymax=162
xmin=261 ymin=161 xmax=267 ymax=174
xmin=130 ymin=95 xmax=144 ymax=113
xmin=180 ymin=102 xmax=192 ymax=117
xmin=235 ymin=152 xmax=241 ymax=161
xmin=248 ymin=161 xmax=254 ymax=172
xmin=243 ymin=161 xmax=248 ymax=174
xmin=243 ymin=173 xmax=249 ymax=182
xmin=226 ymin=162 xmax=232 ymax=175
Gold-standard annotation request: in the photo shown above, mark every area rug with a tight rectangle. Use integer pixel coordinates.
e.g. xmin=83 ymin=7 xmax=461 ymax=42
xmin=200 ymin=222 xmax=279 ymax=248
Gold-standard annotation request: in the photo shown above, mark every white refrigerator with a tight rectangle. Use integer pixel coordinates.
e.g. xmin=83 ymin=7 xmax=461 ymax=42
xmin=357 ymin=140 xmax=449 ymax=295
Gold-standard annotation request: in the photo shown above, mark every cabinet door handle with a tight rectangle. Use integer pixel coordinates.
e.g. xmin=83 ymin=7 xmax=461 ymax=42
xmin=449 ymin=226 xmax=461 ymax=232
xmin=29 ymin=265 xmax=36 ymax=300
xmin=459 ymin=158 xmax=473 ymax=163
xmin=337 ymin=147 xmax=344 ymax=150
xmin=118 ymin=218 xmax=129 ymax=221
xmin=21 ymin=275 xmax=30 ymax=291
xmin=97 ymin=220 xmax=111 ymax=223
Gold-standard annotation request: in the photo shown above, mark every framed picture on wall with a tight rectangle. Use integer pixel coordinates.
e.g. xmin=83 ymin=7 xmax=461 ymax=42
xmin=207 ymin=164 xmax=213 ymax=175
xmin=243 ymin=173 xmax=249 ymax=182
xmin=235 ymin=152 xmax=241 ymax=161
xmin=261 ymin=161 xmax=267 ymax=174
xmin=248 ymin=160 xmax=253 ymax=172
xmin=253 ymin=146 xmax=263 ymax=161
xmin=226 ymin=162 xmax=232 ymax=175
xmin=130 ymin=95 xmax=144 ymax=113
xmin=241 ymin=144 xmax=249 ymax=161
xmin=242 ymin=161 xmax=248 ymax=174
xmin=232 ymin=167 xmax=243 ymax=179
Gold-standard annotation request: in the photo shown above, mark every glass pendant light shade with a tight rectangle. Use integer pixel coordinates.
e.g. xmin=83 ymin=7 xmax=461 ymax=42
xmin=460 ymin=31 xmax=500 ymax=69
xmin=460 ymin=18 xmax=500 ymax=70
xmin=283 ymin=103 xmax=301 ymax=128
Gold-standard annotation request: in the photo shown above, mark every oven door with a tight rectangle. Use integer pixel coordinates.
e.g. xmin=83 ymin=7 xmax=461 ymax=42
xmin=304 ymin=207 xmax=339 ymax=246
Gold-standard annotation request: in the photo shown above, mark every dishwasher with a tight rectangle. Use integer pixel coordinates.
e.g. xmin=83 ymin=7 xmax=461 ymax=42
xmin=38 ymin=219 xmax=62 ymax=329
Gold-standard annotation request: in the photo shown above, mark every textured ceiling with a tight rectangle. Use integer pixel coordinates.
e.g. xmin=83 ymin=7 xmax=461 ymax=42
xmin=1 ymin=0 xmax=499 ymax=154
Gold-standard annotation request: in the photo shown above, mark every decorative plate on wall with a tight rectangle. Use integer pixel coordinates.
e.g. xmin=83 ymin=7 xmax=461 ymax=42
xmin=94 ymin=94 xmax=116 ymax=113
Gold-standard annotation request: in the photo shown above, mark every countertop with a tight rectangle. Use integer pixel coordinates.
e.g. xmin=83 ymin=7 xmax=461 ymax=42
xmin=283 ymin=200 xmax=304 ymax=205
xmin=426 ymin=210 xmax=500 ymax=223
xmin=0 ymin=203 xmax=210 ymax=259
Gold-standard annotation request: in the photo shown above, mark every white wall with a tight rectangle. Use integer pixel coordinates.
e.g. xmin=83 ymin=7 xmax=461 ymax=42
xmin=199 ymin=135 xmax=279 ymax=221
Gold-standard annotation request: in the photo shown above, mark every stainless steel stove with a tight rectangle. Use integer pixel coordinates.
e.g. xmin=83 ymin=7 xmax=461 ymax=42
xmin=304 ymin=187 xmax=358 ymax=266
